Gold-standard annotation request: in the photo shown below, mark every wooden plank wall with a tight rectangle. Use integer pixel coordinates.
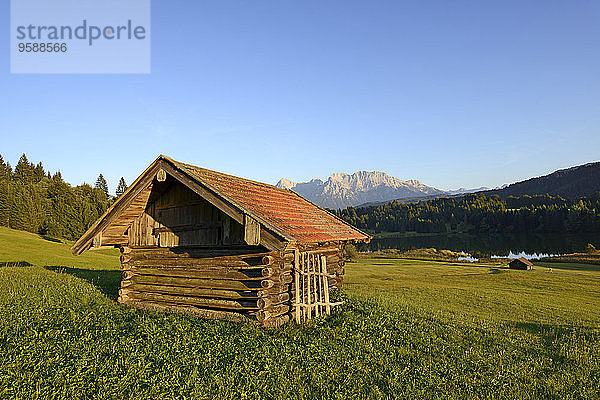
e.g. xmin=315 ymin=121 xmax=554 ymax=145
xmin=129 ymin=182 xmax=244 ymax=248
xmin=118 ymin=247 xmax=286 ymax=324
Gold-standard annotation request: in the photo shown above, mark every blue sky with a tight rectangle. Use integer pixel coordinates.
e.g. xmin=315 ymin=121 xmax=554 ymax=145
xmin=1 ymin=1 xmax=599 ymax=194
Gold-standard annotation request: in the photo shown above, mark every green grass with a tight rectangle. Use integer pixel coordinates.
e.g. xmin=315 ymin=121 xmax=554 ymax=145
xmin=1 ymin=227 xmax=599 ymax=399
xmin=0 ymin=227 xmax=120 ymax=270
xmin=345 ymin=258 xmax=600 ymax=327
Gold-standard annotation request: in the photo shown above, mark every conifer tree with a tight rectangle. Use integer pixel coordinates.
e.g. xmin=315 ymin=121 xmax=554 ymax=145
xmin=116 ymin=177 xmax=128 ymax=197
xmin=95 ymin=174 xmax=109 ymax=198
xmin=0 ymin=155 xmax=11 ymax=226
xmin=33 ymin=162 xmax=45 ymax=182
xmin=14 ymin=154 xmax=34 ymax=184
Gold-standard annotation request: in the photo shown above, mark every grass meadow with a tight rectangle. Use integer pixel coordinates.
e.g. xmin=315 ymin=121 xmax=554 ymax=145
xmin=0 ymin=226 xmax=599 ymax=399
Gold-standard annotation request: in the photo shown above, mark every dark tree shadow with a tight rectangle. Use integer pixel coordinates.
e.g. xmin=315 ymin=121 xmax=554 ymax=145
xmin=38 ymin=235 xmax=63 ymax=243
xmin=0 ymin=261 xmax=33 ymax=267
xmin=43 ymin=266 xmax=122 ymax=300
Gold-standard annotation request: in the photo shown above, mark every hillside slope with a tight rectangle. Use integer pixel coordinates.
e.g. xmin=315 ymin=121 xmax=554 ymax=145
xmin=0 ymin=227 xmax=119 ymax=270
xmin=483 ymin=161 xmax=600 ymax=199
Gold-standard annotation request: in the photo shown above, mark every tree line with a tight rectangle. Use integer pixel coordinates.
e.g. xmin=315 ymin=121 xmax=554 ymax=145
xmin=0 ymin=153 xmax=128 ymax=240
xmin=336 ymin=192 xmax=600 ymax=236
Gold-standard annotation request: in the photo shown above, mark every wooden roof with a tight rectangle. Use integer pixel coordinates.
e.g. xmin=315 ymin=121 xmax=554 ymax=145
xmin=72 ymin=155 xmax=369 ymax=254
xmin=510 ymin=257 xmax=533 ymax=266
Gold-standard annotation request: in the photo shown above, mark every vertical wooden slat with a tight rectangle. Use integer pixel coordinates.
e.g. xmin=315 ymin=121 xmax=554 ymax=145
xmin=312 ymin=254 xmax=318 ymax=316
xmin=321 ymin=255 xmax=331 ymax=315
xmin=302 ymin=251 xmax=306 ymax=322
xmin=317 ymin=255 xmax=323 ymax=316
xmin=294 ymin=249 xmax=301 ymax=324
xmin=312 ymin=253 xmax=319 ymax=316
xmin=306 ymin=252 xmax=311 ymax=319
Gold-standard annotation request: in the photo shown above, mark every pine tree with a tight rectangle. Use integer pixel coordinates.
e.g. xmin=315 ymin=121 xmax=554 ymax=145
xmin=0 ymin=155 xmax=11 ymax=226
xmin=0 ymin=155 xmax=12 ymax=179
xmin=14 ymin=154 xmax=34 ymax=184
xmin=33 ymin=162 xmax=45 ymax=183
xmin=116 ymin=177 xmax=128 ymax=197
xmin=95 ymin=174 xmax=109 ymax=198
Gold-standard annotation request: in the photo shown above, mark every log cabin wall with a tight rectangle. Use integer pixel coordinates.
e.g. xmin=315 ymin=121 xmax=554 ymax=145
xmin=118 ymin=181 xmax=297 ymax=326
xmin=117 ymin=241 xmax=345 ymax=327
xmin=118 ymin=246 xmax=289 ymax=324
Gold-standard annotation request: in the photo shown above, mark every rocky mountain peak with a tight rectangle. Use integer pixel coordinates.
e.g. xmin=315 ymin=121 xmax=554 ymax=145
xmin=276 ymin=170 xmax=444 ymax=209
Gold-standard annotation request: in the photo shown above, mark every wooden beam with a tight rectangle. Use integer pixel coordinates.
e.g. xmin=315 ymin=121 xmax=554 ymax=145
xmin=152 ymin=223 xmax=222 ymax=235
xmin=244 ymin=215 xmax=261 ymax=246
xmin=92 ymin=232 xmax=102 ymax=248
xmin=89 ymin=245 xmax=116 ymax=251
xmin=294 ymin=249 xmax=301 ymax=323
xmin=259 ymin=229 xmax=285 ymax=251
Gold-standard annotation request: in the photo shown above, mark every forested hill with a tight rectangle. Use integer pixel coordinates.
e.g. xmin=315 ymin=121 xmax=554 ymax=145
xmin=336 ymin=192 xmax=600 ymax=237
xmin=0 ymin=153 xmax=126 ymax=240
xmin=482 ymin=161 xmax=600 ymax=200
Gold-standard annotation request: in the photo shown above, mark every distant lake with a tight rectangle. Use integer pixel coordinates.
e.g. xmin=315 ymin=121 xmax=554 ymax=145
xmin=360 ymin=232 xmax=597 ymax=258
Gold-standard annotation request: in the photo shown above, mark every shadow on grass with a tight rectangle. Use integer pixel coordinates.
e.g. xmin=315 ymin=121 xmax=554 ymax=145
xmin=43 ymin=266 xmax=122 ymax=300
xmin=0 ymin=261 xmax=33 ymax=267
xmin=38 ymin=235 xmax=63 ymax=243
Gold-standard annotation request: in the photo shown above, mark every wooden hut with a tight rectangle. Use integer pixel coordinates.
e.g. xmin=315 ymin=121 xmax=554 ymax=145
xmin=72 ymin=155 xmax=369 ymax=327
xmin=508 ymin=257 xmax=533 ymax=270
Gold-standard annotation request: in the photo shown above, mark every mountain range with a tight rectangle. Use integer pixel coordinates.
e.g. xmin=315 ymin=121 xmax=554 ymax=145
xmin=277 ymin=161 xmax=600 ymax=209
xmin=276 ymin=172 xmax=482 ymax=209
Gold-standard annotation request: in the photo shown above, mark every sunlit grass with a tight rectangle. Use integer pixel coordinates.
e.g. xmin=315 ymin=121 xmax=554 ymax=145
xmin=1 ymin=228 xmax=599 ymax=399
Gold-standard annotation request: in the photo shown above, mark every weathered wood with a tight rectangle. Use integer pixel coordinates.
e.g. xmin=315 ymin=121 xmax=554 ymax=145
xmin=153 ymin=223 xmax=222 ymax=234
xmin=120 ymin=299 xmax=251 ymax=323
xmin=261 ymin=275 xmax=292 ymax=289
xmin=92 ymin=232 xmax=102 ymax=248
xmin=129 ymin=258 xmax=267 ymax=269
xmin=126 ymin=273 xmax=263 ymax=290
xmin=256 ymin=304 xmax=290 ymax=321
xmin=306 ymin=252 xmax=311 ymax=319
xmin=89 ymin=245 xmax=115 ymax=251
xmin=244 ymin=215 xmax=261 ymax=246
xmin=130 ymin=248 xmax=274 ymax=261
xmin=71 ymin=157 xmax=163 ymax=255
xmin=120 ymin=246 xmax=132 ymax=254
xmin=257 ymin=293 xmax=290 ymax=309
xmin=258 ymin=229 xmax=286 ymax=251
xmin=123 ymin=282 xmax=259 ymax=300
xmin=258 ymin=284 xmax=291 ymax=298
xmin=321 ymin=255 xmax=331 ymax=315
xmin=121 ymin=290 xmax=258 ymax=310
xmin=123 ymin=265 xmax=264 ymax=280
xmin=261 ymin=266 xmax=292 ymax=278
xmin=159 ymin=161 xmax=248 ymax=228
xmin=294 ymin=249 xmax=301 ymax=323
xmin=262 ymin=255 xmax=275 ymax=265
